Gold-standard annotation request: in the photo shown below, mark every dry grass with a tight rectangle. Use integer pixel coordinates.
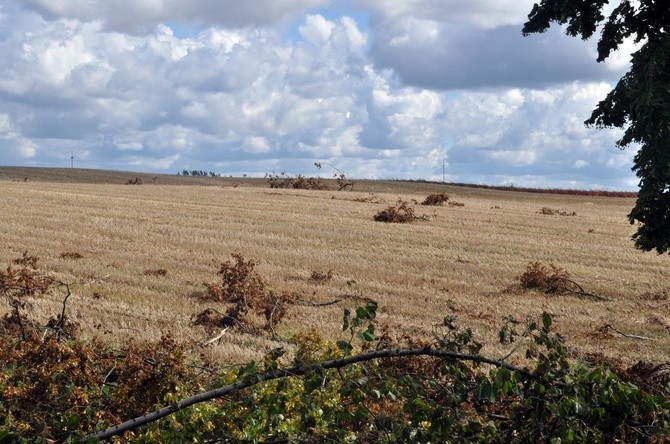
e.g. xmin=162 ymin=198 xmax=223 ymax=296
xmin=0 ymin=168 xmax=668 ymax=366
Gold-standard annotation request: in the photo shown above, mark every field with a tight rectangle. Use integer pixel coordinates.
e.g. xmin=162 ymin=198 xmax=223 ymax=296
xmin=0 ymin=166 xmax=668 ymax=367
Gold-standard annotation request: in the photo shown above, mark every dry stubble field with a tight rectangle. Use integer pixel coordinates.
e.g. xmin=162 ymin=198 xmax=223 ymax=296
xmin=0 ymin=167 xmax=668 ymax=367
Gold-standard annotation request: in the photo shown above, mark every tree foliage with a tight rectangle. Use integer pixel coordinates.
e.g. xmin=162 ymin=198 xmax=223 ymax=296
xmin=523 ymin=0 xmax=670 ymax=253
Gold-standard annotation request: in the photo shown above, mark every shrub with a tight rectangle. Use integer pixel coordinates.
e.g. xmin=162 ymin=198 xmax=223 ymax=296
xmin=266 ymin=173 xmax=327 ymax=190
xmin=314 ymin=162 xmax=354 ymax=191
xmin=310 ymin=269 xmax=333 ymax=284
xmin=519 ymin=261 xmax=572 ymax=293
xmin=540 ymin=207 xmax=576 ymax=216
xmin=143 ymin=268 xmax=168 ymax=277
xmin=421 ymin=193 xmax=449 ymax=206
xmin=374 ymin=200 xmax=416 ymax=223
xmin=60 ymin=251 xmax=83 ymax=259
xmin=201 ymin=254 xmax=297 ymax=331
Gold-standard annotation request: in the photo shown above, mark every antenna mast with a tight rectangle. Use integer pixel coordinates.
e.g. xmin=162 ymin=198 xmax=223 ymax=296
xmin=70 ymin=151 xmax=74 ymax=168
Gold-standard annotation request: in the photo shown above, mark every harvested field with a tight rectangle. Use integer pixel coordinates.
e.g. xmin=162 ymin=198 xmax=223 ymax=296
xmin=0 ymin=167 xmax=668 ymax=365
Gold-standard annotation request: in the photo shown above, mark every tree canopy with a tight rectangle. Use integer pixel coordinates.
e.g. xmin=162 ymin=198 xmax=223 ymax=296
xmin=523 ymin=0 xmax=670 ymax=253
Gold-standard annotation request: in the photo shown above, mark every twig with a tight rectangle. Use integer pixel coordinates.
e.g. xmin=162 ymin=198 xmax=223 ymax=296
xmin=57 ymin=281 xmax=71 ymax=323
xmin=561 ymin=278 xmax=609 ymax=301
xmin=103 ymin=366 xmax=117 ymax=385
xmin=488 ymin=414 xmax=513 ymax=421
xmin=499 ymin=323 xmax=534 ymax=362
xmin=295 ymin=298 xmax=342 ymax=307
xmin=201 ymin=328 xmax=229 ymax=347
xmin=602 ymin=324 xmax=655 ymax=341
xmin=86 ymin=347 xmax=536 ymax=441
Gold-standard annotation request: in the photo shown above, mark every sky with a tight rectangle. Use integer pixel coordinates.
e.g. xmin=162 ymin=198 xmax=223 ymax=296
xmin=0 ymin=0 xmax=641 ymax=189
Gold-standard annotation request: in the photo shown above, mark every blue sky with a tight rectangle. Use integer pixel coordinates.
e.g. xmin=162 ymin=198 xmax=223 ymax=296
xmin=0 ymin=0 xmax=640 ymax=189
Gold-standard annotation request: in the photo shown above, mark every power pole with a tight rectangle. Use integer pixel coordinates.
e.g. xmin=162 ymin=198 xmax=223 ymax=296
xmin=442 ymin=159 xmax=446 ymax=183
xmin=70 ymin=151 xmax=74 ymax=168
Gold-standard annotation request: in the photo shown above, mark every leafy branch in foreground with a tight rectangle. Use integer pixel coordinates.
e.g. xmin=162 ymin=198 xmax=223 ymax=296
xmin=88 ymin=304 xmax=669 ymax=443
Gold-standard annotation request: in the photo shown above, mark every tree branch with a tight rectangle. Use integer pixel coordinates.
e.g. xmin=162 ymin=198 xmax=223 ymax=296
xmin=86 ymin=348 xmax=535 ymax=441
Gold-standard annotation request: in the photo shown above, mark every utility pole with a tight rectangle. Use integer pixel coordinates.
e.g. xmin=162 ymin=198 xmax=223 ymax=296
xmin=70 ymin=151 xmax=74 ymax=168
xmin=442 ymin=158 xmax=446 ymax=183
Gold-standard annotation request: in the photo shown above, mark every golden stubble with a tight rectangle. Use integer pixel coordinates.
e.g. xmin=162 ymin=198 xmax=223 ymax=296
xmin=1 ymin=178 xmax=668 ymax=365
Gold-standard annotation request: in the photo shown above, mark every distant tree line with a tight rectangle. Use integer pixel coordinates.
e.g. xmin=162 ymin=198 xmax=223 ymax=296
xmin=178 ymin=169 xmax=221 ymax=177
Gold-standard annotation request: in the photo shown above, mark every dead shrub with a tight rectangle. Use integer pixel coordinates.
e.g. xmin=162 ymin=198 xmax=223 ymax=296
xmin=266 ymin=173 xmax=327 ymax=190
xmin=640 ymin=289 xmax=669 ymax=301
xmin=374 ymin=200 xmax=416 ymax=223
xmin=200 ymin=254 xmax=297 ymax=332
xmin=310 ymin=269 xmax=334 ymax=284
xmin=266 ymin=173 xmax=294 ymax=189
xmin=143 ymin=268 xmax=168 ymax=277
xmin=421 ymin=193 xmax=449 ymax=206
xmin=292 ymin=175 xmax=328 ymax=190
xmin=203 ymin=254 xmax=266 ymax=304
xmin=1 ymin=252 xmax=56 ymax=338
xmin=540 ymin=207 xmax=576 ymax=216
xmin=622 ymin=361 xmax=670 ymax=398
xmin=125 ymin=177 xmax=142 ymax=185
xmin=60 ymin=251 xmax=84 ymax=260
xmin=191 ymin=308 xmax=230 ymax=331
xmin=448 ymin=201 xmax=465 ymax=207
xmin=314 ymin=161 xmax=354 ymax=190
xmin=519 ymin=262 xmax=572 ymax=294
xmin=353 ymin=194 xmax=385 ymax=204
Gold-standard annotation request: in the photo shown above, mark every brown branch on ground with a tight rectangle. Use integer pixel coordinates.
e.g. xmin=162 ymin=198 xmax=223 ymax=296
xmin=295 ymin=298 xmax=343 ymax=307
xmin=598 ymin=324 xmax=655 ymax=341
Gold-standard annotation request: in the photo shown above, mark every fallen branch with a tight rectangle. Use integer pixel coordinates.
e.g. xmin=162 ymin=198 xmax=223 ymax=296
xmin=295 ymin=298 xmax=342 ymax=307
xmin=86 ymin=347 xmax=535 ymax=441
xmin=602 ymin=324 xmax=655 ymax=341
xmin=200 ymin=328 xmax=229 ymax=347
xmin=561 ymin=278 xmax=610 ymax=301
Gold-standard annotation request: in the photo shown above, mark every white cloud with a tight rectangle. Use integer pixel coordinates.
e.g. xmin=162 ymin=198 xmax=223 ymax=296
xmin=127 ymin=153 xmax=181 ymax=170
xmin=0 ymin=114 xmax=13 ymax=134
xmin=240 ymin=136 xmax=271 ymax=154
xmin=299 ymin=15 xmax=336 ymax=45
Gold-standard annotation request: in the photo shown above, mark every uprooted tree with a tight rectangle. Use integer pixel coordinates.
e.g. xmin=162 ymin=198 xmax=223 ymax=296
xmin=523 ymin=0 xmax=670 ymax=253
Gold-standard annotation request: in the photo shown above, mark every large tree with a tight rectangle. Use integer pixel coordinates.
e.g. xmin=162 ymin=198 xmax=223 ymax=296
xmin=523 ymin=0 xmax=670 ymax=253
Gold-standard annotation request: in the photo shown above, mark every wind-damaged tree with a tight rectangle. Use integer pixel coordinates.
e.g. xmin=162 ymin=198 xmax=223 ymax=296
xmin=523 ymin=0 xmax=670 ymax=253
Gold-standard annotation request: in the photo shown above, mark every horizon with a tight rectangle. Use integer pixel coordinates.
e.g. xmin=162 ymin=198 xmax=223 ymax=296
xmin=0 ymin=164 xmax=639 ymax=195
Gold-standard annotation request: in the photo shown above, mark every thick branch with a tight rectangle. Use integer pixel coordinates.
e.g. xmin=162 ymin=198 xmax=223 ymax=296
xmin=86 ymin=348 xmax=535 ymax=441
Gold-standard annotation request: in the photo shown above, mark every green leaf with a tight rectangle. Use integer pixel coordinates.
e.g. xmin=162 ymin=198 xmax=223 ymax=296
xmin=337 ymin=340 xmax=353 ymax=355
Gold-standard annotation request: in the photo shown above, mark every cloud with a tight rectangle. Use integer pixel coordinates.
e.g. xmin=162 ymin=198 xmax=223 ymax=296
xmin=442 ymin=82 xmax=637 ymax=188
xmin=369 ymin=20 xmax=624 ymax=90
xmin=355 ymin=0 xmax=535 ymax=29
xmin=357 ymin=0 xmax=631 ymax=91
xmin=21 ymin=0 xmax=330 ymax=32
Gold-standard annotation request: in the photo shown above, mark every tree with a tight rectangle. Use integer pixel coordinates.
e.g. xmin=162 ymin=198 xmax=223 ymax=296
xmin=523 ymin=0 xmax=670 ymax=253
